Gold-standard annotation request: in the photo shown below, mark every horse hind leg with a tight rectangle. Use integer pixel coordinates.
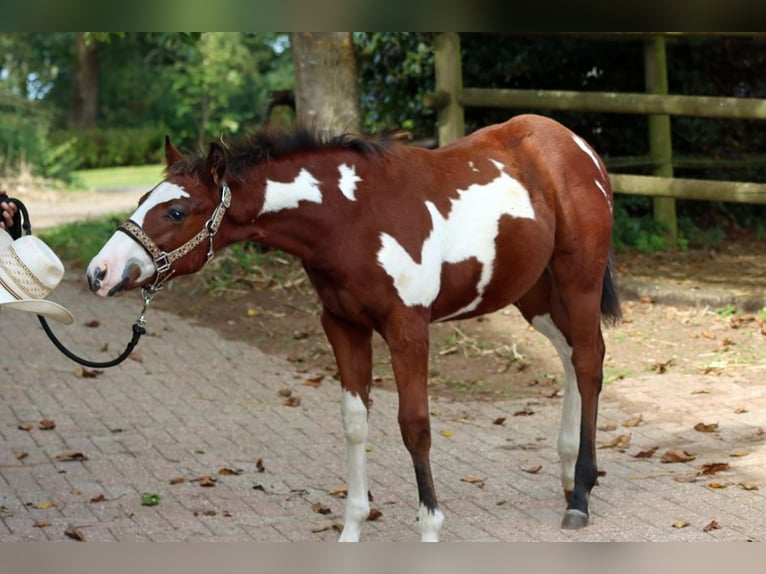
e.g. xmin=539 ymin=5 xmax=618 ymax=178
xmin=515 ymin=272 xmax=579 ymax=502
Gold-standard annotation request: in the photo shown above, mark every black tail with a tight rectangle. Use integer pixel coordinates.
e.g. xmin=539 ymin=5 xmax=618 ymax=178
xmin=601 ymin=250 xmax=622 ymax=325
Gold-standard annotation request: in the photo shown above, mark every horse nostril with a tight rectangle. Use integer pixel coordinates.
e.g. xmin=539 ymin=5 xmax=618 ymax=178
xmin=88 ymin=267 xmax=105 ymax=292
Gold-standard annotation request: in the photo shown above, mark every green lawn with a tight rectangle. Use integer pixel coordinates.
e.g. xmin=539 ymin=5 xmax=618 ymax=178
xmin=70 ymin=163 xmax=164 ymax=191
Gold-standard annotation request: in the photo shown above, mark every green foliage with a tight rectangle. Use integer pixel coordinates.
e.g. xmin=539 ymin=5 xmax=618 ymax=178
xmin=355 ymin=33 xmax=436 ymax=138
xmin=51 ymin=126 xmax=166 ymax=169
xmin=38 ymin=213 xmax=128 ymax=265
xmin=612 ymin=196 xmax=669 ymax=253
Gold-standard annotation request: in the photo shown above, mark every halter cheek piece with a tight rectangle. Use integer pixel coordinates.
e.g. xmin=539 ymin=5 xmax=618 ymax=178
xmin=117 ymin=184 xmax=232 ymax=296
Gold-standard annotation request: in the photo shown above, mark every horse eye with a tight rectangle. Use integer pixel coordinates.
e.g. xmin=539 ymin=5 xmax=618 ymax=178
xmin=166 ymin=208 xmax=185 ymax=222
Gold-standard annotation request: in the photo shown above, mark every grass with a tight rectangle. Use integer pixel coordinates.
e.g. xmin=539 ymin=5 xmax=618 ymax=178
xmin=69 ymin=163 xmax=164 ymax=192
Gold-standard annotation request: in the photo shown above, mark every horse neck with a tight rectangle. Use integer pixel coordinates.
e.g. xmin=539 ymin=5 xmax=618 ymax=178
xmin=228 ymin=153 xmax=368 ymax=262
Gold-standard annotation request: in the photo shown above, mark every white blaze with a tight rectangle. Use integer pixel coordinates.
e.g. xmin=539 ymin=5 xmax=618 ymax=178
xmin=377 ymin=159 xmax=535 ymax=315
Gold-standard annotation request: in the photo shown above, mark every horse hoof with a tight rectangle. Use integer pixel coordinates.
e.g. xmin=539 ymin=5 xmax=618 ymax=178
xmin=561 ymin=509 xmax=589 ymax=530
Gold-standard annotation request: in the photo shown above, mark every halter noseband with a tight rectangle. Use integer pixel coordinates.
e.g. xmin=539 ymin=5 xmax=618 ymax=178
xmin=117 ymin=183 xmax=232 ymax=294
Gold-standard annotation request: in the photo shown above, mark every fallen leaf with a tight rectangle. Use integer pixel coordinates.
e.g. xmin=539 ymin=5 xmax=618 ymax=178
xmin=639 ymin=296 xmax=655 ymax=304
xmin=734 ymin=406 xmax=748 ymax=414
xmin=598 ymin=422 xmax=617 ymax=432
xmin=698 ymin=462 xmax=730 ymax=476
xmin=367 ymin=508 xmax=383 ymax=521
xmin=460 ymin=476 xmax=486 ymax=488
xmin=706 ymin=482 xmax=730 ymax=489
xmin=256 ymin=458 xmax=265 ymax=473
xmin=64 ymin=525 xmax=86 ymax=541
xmin=703 ymin=520 xmax=721 ymax=532
xmin=194 ymin=509 xmax=217 ymax=517
xmin=513 ymin=406 xmax=535 ymax=416
xmin=311 ymin=523 xmax=344 ymax=534
xmin=440 ymin=430 xmax=454 ymax=438
xmin=717 ymin=337 xmax=734 ymax=350
xmin=283 ymin=396 xmax=302 ymax=407
xmin=141 ymin=492 xmax=161 ymax=506
xmin=633 ymin=446 xmax=659 ymax=459
xmin=15 ymin=451 xmax=28 ymax=460
xmin=492 ymin=417 xmax=506 ymax=426
xmin=302 ymin=374 xmax=324 ymax=387
xmin=622 ymin=414 xmax=643 ymax=428
xmin=673 ymin=474 xmax=698 ymax=483
xmin=278 ymin=388 xmax=293 ymax=397
xmin=218 ymin=467 xmax=244 ymax=476
xmin=738 ymin=482 xmax=759 ymax=491
xmin=38 ymin=419 xmax=56 ymax=430
xmin=223 ymin=511 xmax=232 ymax=517
xmin=246 ymin=307 xmax=259 ymax=317
xmin=75 ymin=366 xmax=103 ymax=378
xmin=293 ymin=330 xmax=310 ymax=340
xmin=169 ymin=477 xmax=186 ymax=485
xmin=89 ymin=494 xmax=107 ymax=503
xmin=84 ymin=320 xmax=100 ymax=328
xmin=694 ymin=422 xmax=719 ymax=433
xmin=328 ymin=486 xmax=348 ymax=499
xmin=55 ymin=451 xmax=88 ymax=462
xmin=661 ymin=449 xmax=696 ymax=463
xmin=598 ymin=433 xmax=631 ymax=450
xmin=191 ymin=475 xmax=217 ymax=487
xmin=729 ymin=450 xmax=749 ymax=458
xmin=17 ymin=423 xmax=34 ymax=431
xmin=286 ymin=354 xmax=304 ymax=363
xmin=672 ymin=520 xmax=690 ymax=529
xmin=312 ymin=502 xmax=332 ymax=515
xmin=33 ymin=521 xmax=50 ymax=528
xmin=700 ymin=330 xmax=716 ymax=340
xmin=34 ymin=501 xmax=57 ymax=510
xmin=691 ymin=388 xmax=711 ymax=395
xmin=521 ymin=464 xmax=542 ymax=474
xmin=651 ymin=358 xmax=674 ymax=374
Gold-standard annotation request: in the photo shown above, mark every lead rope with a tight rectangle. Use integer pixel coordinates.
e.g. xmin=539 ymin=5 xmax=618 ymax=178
xmin=4 ymin=195 xmax=148 ymax=368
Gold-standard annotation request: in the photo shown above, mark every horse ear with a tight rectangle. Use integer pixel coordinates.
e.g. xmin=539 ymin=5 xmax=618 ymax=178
xmin=205 ymin=141 xmax=227 ymax=186
xmin=164 ymin=136 xmax=184 ymax=167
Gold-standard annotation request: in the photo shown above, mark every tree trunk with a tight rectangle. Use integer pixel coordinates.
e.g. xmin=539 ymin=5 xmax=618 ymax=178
xmin=290 ymin=32 xmax=361 ymax=134
xmin=70 ymin=32 xmax=99 ymax=130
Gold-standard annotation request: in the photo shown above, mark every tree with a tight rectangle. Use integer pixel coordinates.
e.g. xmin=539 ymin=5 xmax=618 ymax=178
xmin=70 ymin=32 xmax=99 ymax=129
xmin=290 ymin=32 xmax=361 ymax=134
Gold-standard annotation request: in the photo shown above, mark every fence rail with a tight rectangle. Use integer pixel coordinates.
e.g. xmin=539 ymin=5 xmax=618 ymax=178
xmin=424 ymin=33 xmax=766 ymax=246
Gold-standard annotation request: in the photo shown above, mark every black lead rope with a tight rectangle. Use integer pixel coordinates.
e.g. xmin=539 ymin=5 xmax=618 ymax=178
xmin=37 ymin=315 xmax=146 ymax=369
xmin=2 ymin=194 xmax=148 ymax=368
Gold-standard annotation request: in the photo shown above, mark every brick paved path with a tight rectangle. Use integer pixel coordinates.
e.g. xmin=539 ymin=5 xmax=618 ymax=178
xmin=1 ymin=273 xmax=765 ymax=542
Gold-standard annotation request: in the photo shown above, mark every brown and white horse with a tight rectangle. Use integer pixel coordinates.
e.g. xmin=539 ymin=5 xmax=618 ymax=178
xmin=87 ymin=114 xmax=621 ymax=541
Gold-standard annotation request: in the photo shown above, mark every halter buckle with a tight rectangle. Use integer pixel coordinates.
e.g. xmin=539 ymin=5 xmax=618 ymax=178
xmin=154 ymin=253 xmax=171 ymax=274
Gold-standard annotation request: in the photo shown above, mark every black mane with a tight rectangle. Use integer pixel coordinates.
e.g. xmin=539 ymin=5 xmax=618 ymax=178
xmin=167 ymin=126 xmax=397 ymax=181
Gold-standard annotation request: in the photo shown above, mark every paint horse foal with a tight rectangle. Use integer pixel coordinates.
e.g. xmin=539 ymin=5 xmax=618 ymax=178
xmin=87 ymin=114 xmax=621 ymax=541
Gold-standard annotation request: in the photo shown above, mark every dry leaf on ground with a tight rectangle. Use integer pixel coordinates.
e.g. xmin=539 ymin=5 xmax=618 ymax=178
xmin=55 ymin=451 xmax=88 ymax=462
xmin=633 ymin=446 xmax=659 ymax=459
xmin=694 ymin=422 xmax=719 ymax=433
xmin=703 ymin=520 xmax=721 ymax=532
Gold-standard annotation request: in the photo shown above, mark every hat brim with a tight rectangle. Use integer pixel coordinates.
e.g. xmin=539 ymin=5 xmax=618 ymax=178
xmin=0 ymin=299 xmax=74 ymax=324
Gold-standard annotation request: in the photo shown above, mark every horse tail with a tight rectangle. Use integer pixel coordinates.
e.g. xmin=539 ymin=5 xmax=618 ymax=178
xmin=600 ymin=250 xmax=622 ymax=325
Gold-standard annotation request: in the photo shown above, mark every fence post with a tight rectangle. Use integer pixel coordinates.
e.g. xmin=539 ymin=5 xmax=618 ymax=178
xmin=644 ymin=35 xmax=677 ymax=247
xmin=434 ymin=32 xmax=465 ymax=146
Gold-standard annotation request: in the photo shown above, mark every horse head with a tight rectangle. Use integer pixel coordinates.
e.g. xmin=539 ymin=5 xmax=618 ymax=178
xmin=86 ymin=137 xmax=229 ymax=297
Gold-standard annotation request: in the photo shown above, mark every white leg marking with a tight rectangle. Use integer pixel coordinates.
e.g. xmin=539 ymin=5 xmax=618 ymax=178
xmin=419 ymin=504 xmax=444 ymax=542
xmin=338 ymin=389 xmax=370 ymax=542
xmin=338 ymin=163 xmax=362 ymax=201
xmin=377 ymin=159 xmax=535 ymax=314
xmin=260 ymin=168 xmax=322 ymax=215
xmin=532 ymin=314 xmax=580 ymax=494
xmin=86 ymin=182 xmax=189 ymax=295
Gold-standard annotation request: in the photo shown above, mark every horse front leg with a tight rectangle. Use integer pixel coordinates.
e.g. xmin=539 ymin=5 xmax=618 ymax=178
xmin=384 ymin=311 xmax=444 ymax=542
xmin=320 ymin=310 xmax=373 ymax=542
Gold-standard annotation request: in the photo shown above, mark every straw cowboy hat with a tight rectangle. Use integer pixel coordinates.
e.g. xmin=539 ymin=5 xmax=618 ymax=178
xmin=0 ymin=229 xmax=74 ymax=324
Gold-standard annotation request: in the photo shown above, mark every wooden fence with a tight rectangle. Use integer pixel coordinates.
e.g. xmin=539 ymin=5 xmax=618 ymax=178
xmin=424 ymin=33 xmax=766 ymax=246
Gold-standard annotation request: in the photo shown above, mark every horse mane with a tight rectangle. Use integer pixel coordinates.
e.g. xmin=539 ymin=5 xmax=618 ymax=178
xmin=166 ymin=126 xmax=398 ymax=181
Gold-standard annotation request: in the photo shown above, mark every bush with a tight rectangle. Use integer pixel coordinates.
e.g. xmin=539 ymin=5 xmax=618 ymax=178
xmin=50 ymin=125 xmax=166 ymax=169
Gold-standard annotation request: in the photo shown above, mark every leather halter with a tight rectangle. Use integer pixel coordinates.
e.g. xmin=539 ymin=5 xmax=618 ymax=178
xmin=117 ymin=184 xmax=232 ymax=294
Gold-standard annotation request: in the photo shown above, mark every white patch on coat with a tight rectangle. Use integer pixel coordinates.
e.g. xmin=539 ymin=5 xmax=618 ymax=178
xmin=86 ymin=182 xmax=189 ymax=295
xmin=571 ymin=134 xmax=606 ymax=179
xmin=419 ymin=504 xmax=444 ymax=542
xmin=337 ymin=389 xmax=370 ymax=542
xmin=260 ymin=168 xmax=322 ymax=215
xmin=468 ymin=161 xmax=479 ymax=172
xmin=338 ymin=163 xmax=362 ymax=201
xmin=377 ymin=159 xmax=535 ymax=315
xmin=532 ymin=314 xmax=579 ymax=494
